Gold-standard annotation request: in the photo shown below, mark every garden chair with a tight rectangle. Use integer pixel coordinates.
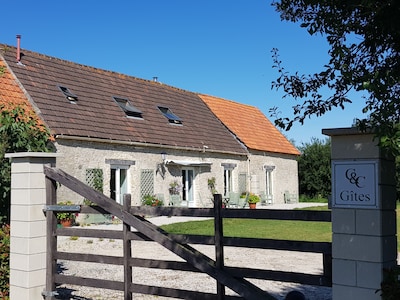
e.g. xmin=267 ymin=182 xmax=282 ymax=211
xmin=239 ymin=192 xmax=248 ymax=208
xmin=169 ymin=194 xmax=182 ymax=206
xmin=260 ymin=192 xmax=273 ymax=205
xmin=284 ymin=191 xmax=298 ymax=203
xmin=228 ymin=192 xmax=240 ymax=208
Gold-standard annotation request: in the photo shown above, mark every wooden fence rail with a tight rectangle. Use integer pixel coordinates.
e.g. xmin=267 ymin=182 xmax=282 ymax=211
xmin=43 ymin=166 xmax=332 ymax=300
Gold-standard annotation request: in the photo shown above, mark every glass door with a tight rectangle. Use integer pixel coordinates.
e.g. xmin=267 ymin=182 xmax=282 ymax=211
xmin=110 ymin=166 xmax=129 ymax=204
xmin=182 ymin=168 xmax=194 ymax=207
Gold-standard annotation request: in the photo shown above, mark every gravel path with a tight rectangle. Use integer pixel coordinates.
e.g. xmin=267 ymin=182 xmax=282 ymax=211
xmin=56 ymin=203 xmax=332 ymax=300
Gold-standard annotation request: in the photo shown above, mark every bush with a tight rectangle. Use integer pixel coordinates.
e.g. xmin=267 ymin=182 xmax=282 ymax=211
xmin=377 ymin=266 xmax=400 ymax=300
xmin=0 ymin=224 xmax=10 ymax=299
xmin=142 ymin=195 xmax=163 ymax=207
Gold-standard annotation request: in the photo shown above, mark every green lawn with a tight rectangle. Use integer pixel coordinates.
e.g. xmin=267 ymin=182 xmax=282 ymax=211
xmin=162 ymin=204 xmax=400 ymax=250
xmin=162 ymin=205 xmax=332 ymax=242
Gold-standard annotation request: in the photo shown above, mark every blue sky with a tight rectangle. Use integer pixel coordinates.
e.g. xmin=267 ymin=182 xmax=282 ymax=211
xmin=1 ymin=1 xmax=366 ymax=146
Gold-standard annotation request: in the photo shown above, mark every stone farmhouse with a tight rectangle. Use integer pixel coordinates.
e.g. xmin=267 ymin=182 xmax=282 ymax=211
xmin=0 ymin=41 xmax=299 ymax=208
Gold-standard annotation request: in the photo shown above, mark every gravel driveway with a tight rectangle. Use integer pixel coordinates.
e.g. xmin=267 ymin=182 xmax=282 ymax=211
xmin=56 ymin=204 xmax=332 ymax=300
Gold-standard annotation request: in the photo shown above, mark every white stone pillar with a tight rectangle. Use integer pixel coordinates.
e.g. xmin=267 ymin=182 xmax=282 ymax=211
xmin=5 ymin=152 xmax=59 ymax=300
xmin=323 ymin=128 xmax=397 ymax=300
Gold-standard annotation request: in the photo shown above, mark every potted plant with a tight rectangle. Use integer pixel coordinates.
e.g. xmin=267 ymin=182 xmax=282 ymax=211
xmin=169 ymin=180 xmax=181 ymax=195
xmin=56 ymin=201 xmax=76 ymax=227
xmin=142 ymin=194 xmax=164 ymax=207
xmin=247 ymin=193 xmax=260 ymax=209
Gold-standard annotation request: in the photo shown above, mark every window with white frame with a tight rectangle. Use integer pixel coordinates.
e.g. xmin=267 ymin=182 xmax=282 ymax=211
xmin=222 ymin=163 xmax=236 ymax=196
xmin=264 ymin=165 xmax=275 ymax=204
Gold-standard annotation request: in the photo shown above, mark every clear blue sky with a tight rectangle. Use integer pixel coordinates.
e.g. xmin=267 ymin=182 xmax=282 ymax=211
xmin=1 ymin=0 xmax=366 ymax=146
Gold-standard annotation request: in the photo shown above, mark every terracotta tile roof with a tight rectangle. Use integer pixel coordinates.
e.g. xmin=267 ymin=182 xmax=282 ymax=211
xmin=198 ymin=94 xmax=300 ymax=155
xmin=0 ymin=59 xmax=45 ymax=128
xmin=0 ymin=45 xmax=247 ymax=155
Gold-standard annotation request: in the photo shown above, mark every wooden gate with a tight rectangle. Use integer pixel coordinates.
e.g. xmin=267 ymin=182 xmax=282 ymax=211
xmin=43 ymin=166 xmax=331 ymax=299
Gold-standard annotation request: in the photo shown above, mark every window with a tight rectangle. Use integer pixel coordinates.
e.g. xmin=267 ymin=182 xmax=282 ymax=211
xmin=223 ymin=169 xmax=232 ymax=196
xmin=182 ymin=168 xmax=194 ymax=205
xmin=221 ymin=163 xmax=236 ymax=196
xmin=264 ymin=165 xmax=275 ymax=204
xmin=58 ymin=85 xmax=78 ymax=102
xmin=158 ymin=106 xmax=182 ymax=124
xmin=113 ymin=96 xmax=143 ymax=118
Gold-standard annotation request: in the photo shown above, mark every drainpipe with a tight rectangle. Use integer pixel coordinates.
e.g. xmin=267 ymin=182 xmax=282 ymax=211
xmin=247 ymin=154 xmax=251 ymax=192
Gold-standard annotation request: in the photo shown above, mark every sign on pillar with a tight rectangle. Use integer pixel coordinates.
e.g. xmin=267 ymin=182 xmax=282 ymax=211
xmin=332 ymin=160 xmax=378 ymax=209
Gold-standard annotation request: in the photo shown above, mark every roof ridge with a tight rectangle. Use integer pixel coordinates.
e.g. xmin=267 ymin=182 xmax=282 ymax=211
xmin=198 ymin=93 xmax=259 ymax=110
xmin=0 ymin=43 xmax=196 ymax=96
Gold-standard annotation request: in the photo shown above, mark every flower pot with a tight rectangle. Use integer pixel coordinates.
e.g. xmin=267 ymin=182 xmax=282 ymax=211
xmin=249 ymin=203 xmax=257 ymax=209
xmin=60 ymin=219 xmax=72 ymax=227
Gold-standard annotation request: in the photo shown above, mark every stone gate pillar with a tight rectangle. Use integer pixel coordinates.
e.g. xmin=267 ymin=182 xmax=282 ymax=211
xmin=5 ymin=152 xmax=59 ymax=300
xmin=323 ymin=128 xmax=397 ymax=300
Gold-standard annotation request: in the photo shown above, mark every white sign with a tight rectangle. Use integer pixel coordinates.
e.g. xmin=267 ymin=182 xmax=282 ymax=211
xmin=332 ymin=160 xmax=378 ymax=209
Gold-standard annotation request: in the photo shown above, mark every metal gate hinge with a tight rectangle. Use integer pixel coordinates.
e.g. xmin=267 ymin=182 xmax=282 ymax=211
xmin=43 ymin=205 xmax=81 ymax=216
xmin=41 ymin=290 xmax=59 ymax=297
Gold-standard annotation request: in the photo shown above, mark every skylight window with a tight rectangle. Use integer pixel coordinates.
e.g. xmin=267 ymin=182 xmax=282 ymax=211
xmin=113 ymin=96 xmax=143 ymax=118
xmin=58 ymin=85 xmax=78 ymax=102
xmin=158 ymin=106 xmax=182 ymax=124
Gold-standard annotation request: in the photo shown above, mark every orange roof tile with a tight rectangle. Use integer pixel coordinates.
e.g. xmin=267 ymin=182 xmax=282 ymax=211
xmin=199 ymin=94 xmax=300 ymax=155
xmin=0 ymin=59 xmax=44 ymax=128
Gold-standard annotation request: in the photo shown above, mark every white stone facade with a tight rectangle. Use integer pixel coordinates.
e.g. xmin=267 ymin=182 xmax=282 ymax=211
xmin=55 ymin=139 xmax=298 ymax=208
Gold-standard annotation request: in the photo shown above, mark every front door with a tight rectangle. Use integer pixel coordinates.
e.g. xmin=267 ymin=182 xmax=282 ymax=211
xmin=182 ymin=168 xmax=194 ymax=207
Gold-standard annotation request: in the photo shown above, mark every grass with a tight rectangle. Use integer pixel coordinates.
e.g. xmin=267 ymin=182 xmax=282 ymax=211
xmin=162 ymin=205 xmax=332 ymax=242
xmin=162 ymin=203 xmax=400 ymax=250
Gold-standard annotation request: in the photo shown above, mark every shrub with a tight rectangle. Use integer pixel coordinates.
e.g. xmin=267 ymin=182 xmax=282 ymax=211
xmin=377 ymin=266 xmax=400 ymax=300
xmin=0 ymin=224 xmax=10 ymax=299
xmin=142 ymin=194 xmax=164 ymax=207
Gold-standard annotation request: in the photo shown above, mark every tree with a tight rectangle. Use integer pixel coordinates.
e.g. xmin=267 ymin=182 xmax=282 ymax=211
xmin=0 ymin=106 xmax=51 ymax=223
xmin=270 ymin=0 xmax=400 ymax=154
xmin=297 ymin=138 xmax=331 ymax=198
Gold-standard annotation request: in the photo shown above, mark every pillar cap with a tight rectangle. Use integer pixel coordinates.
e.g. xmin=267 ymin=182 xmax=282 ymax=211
xmin=5 ymin=152 xmax=61 ymax=159
xmin=322 ymin=127 xmax=373 ymax=137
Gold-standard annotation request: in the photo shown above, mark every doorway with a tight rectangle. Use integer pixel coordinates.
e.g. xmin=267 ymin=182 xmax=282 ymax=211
xmin=182 ymin=168 xmax=195 ymax=207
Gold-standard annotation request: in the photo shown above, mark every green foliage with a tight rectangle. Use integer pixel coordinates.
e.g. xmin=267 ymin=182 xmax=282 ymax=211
xmin=168 ymin=180 xmax=181 ymax=195
xmin=299 ymin=194 xmax=328 ymax=203
xmin=56 ymin=201 xmax=76 ymax=222
xmin=207 ymin=177 xmax=217 ymax=195
xmin=142 ymin=194 xmax=164 ymax=207
xmin=270 ymin=0 xmax=400 ymax=154
xmin=247 ymin=193 xmax=260 ymax=204
xmin=0 ymin=225 xmax=10 ymax=299
xmin=297 ymin=138 xmax=331 ymax=198
xmin=0 ymin=106 xmax=51 ymax=222
xmin=161 ymin=217 xmax=332 ymax=242
xmin=377 ymin=266 xmax=400 ymax=300
xmin=396 ymin=156 xmax=400 ymax=201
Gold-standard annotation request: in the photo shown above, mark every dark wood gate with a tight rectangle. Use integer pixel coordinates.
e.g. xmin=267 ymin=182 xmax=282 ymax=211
xmin=43 ymin=166 xmax=331 ymax=299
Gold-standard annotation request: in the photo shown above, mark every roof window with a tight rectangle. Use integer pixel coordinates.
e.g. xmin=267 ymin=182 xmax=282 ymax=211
xmin=158 ymin=106 xmax=182 ymax=124
xmin=113 ymin=97 xmax=143 ymax=118
xmin=58 ymin=85 xmax=78 ymax=102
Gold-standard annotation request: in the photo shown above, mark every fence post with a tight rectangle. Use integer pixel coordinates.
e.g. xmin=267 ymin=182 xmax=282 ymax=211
xmin=213 ymin=194 xmax=225 ymax=299
xmin=44 ymin=171 xmax=58 ymax=299
xmin=123 ymin=194 xmax=132 ymax=300
xmin=5 ymin=152 xmax=60 ymax=300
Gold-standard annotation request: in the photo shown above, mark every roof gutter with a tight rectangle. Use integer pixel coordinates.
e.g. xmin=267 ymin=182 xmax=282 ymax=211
xmin=55 ymin=134 xmax=248 ymax=157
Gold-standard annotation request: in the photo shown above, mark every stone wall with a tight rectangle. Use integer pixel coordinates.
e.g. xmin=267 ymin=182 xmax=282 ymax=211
xmin=54 ymin=139 xmax=298 ymax=207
